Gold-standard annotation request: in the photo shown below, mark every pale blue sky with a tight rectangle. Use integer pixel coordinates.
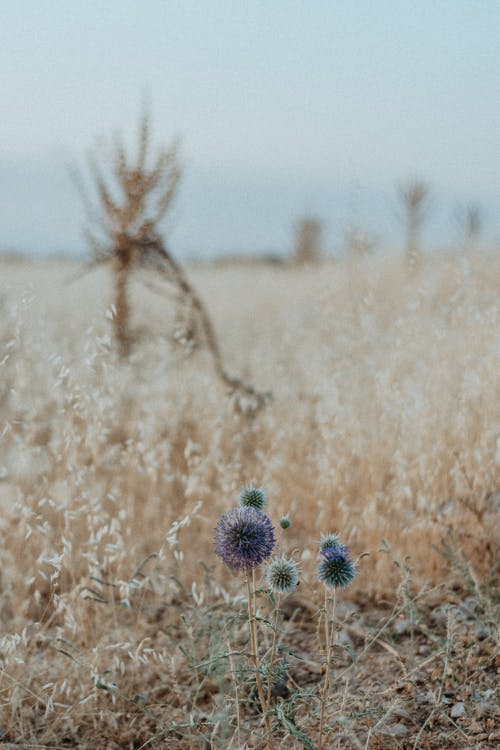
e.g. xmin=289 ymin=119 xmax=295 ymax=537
xmin=1 ymin=1 xmax=499 ymax=257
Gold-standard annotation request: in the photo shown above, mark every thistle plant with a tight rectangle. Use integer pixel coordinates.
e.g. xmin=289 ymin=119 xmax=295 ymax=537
xmin=214 ymin=494 xmax=359 ymax=750
xmin=214 ymin=503 xmax=276 ymax=748
xmin=264 ymin=555 xmax=299 ymax=704
xmin=317 ymin=536 xmax=356 ymax=750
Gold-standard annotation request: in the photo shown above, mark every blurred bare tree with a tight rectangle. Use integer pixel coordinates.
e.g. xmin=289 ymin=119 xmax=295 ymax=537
xmin=75 ymin=113 xmax=181 ymax=355
xmin=398 ymin=180 xmax=430 ymax=270
xmin=74 ymin=112 xmax=269 ymax=412
xmin=344 ymin=222 xmax=377 ymax=261
xmin=455 ymin=203 xmax=482 ymax=251
xmin=293 ymin=217 xmax=323 ymax=264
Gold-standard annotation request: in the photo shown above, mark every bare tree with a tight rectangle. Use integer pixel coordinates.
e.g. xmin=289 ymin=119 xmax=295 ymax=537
xmin=74 ymin=112 xmax=269 ymax=412
xmin=74 ymin=112 xmax=181 ymax=355
xmin=398 ymin=180 xmax=430 ymax=270
xmin=344 ymin=222 xmax=377 ymax=261
xmin=293 ymin=217 xmax=323 ymax=265
xmin=455 ymin=203 xmax=482 ymax=251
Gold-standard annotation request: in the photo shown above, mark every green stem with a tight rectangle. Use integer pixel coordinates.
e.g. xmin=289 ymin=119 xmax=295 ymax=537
xmin=318 ymin=588 xmax=336 ymax=750
xmin=266 ymin=593 xmax=281 ymax=705
xmin=245 ymin=571 xmax=273 ymax=750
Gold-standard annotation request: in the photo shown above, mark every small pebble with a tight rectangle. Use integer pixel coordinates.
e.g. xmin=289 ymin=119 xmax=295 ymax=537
xmin=451 ymin=702 xmax=465 ymax=718
xmin=394 ymin=618 xmax=412 ymax=635
xmin=385 ymin=723 xmax=408 ymax=737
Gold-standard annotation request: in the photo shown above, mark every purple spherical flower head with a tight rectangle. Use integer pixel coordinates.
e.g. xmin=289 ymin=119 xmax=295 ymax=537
xmin=321 ymin=544 xmax=349 ymax=561
xmin=214 ymin=507 xmax=275 ymax=573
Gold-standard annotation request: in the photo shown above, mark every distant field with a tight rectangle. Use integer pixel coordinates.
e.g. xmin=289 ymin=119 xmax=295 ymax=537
xmin=0 ymin=253 xmax=498 ymax=747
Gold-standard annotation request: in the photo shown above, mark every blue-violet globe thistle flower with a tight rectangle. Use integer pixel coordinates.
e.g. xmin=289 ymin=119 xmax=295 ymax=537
xmin=214 ymin=507 xmax=275 ymax=573
xmin=265 ymin=555 xmax=299 ymax=594
xmin=318 ymin=544 xmax=356 ymax=588
xmin=239 ymin=486 xmax=266 ymax=512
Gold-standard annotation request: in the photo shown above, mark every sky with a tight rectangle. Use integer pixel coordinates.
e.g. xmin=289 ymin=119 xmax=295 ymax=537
xmin=1 ymin=0 xmax=499 ymax=259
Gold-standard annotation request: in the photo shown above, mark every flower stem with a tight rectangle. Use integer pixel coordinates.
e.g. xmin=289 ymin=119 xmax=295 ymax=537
xmin=318 ymin=588 xmax=336 ymax=750
xmin=226 ymin=636 xmax=241 ymax=748
xmin=245 ymin=571 xmax=273 ymax=749
xmin=266 ymin=592 xmax=281 ymax=705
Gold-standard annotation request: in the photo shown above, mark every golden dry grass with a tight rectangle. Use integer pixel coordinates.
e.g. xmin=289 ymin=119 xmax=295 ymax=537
xmin=0 ymin=252 xmax=498 ymax=747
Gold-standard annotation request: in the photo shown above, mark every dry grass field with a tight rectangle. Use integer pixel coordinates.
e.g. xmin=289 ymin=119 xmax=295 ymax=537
xmin=0 ymin=253 xmax=498 ymax=748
